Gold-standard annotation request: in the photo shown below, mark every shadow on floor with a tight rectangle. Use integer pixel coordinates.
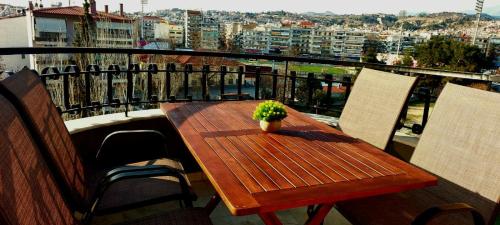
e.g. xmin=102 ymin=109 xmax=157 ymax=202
xmin=92 ymin=180 xmax=352 ymax=225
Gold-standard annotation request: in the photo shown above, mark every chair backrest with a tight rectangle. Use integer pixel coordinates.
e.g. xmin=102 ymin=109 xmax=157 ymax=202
xmin=411 ymin=83 xmax=500 ymax=224
xmin=338 ymin=68 xmax=417 ymax=150
xmin=0 ymin=70 xmax=89 ymax=210
xmin=0 ymin=94 xmax=80 ymax=225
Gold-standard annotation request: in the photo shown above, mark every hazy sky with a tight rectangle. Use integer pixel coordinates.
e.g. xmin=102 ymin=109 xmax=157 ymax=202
xmin=3 ymin=0 xmax=498 ymax=14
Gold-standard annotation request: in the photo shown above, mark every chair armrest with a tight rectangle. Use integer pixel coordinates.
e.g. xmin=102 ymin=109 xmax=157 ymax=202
xmin=103 ymin=164 xmax=185 ymax=179
xmin=96 ymin=130 xmax=170 ymax=166
xmin=85 ymin=167 xmax=194 ymax=223
xmin=412 ymin=203 xmax=485 ymax=225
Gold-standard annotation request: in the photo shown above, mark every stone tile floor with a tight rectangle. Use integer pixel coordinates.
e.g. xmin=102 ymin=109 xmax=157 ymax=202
xmin=93 ymin=180 xmax=352 ymax=225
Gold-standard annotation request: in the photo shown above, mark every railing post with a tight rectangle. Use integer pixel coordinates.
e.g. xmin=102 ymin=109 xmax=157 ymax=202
xmin=202 ymin=65 xmax=209 ymax=101
xmin=289 ymin=71 xmax=297 ymax=105
xmin=237 ymin=66 xmax=243 ymax=100
xmin=422 ymin=87 xmax=431 ymax=128
xmin=325 ymin=74 xmax=333 ymax=106
xmin=127 ymin=64 xmax=138 ymax=105
xmin=282 ymin=61 xmax=288 ymax=103
xmin=184 ymin=64 xmax=192 ymax=98
xmin=271 ymin=69 xmax=278 ymax=99
xmin=106 ymin=65 xmax=115 ymax=106
xmin=255 ymin=67 xmax=261 ymax=100
xmin=307 ymin=73 xmax=314 ymax=106
xmin=166 ymin=63 xmax=174 ymax=99
xmin=60 ymin=68 xmax=70 ymax=111
xmin=126 ymin=53 xmax=132 ymax=117
xmin=83 ymin=65 xmax=92 ymax=107
xmin=343 ymin=76 xmax=351 ymax=101
xmin=220 ymin=65 xmax=227 ymax=98
xmin=147 ymin=64 xmax=158 ymax=102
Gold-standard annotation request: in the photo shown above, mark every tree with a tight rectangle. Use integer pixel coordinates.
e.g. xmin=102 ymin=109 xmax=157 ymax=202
xmin=395 ymin=49 xmax=414 ymax=66
xmin=288 ymin=45 xmax=301 ymax=57
xmin=362 ymin=47 xmax=382 ymax=64
xmin=414 ymin=36 xmax=488 ymax=72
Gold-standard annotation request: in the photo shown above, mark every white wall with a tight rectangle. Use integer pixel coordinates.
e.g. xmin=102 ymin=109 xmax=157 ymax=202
xmin=0 ymin=16 xmax=30 ymax=71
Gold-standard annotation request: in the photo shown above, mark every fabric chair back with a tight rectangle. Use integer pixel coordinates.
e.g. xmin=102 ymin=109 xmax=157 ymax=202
xmin=338 ymin=68 xmax=417 ymax=149
xmin=0 ymin=94 xmax=80 ymax=225
xmin=411 ymin=83 xmax=500 ymax=224
xmin=0 ymin=70 xmax=89 ymax=209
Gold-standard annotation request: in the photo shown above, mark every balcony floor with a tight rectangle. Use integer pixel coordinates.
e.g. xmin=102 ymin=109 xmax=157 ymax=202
xmin=92 ymin=179 xmax=353 ymax=225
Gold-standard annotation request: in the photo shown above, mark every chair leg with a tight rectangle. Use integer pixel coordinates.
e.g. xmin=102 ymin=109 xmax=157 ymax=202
xmin=259 ymin=212 xmax=284 ymax=225
xmin=204 ymin=193 xmax=221 ymax=214
xmin=305 ymin=204 xmax=334 ymax=225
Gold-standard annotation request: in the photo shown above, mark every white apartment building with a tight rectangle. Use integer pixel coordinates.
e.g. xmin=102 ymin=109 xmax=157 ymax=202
xmin=142 ymin=16 xmax=163 ymax=41
xmin=290 ymin=28 xmax=312 ymax=54
xmin=242 ymin=25 xmax=270 ymax=54
xmin=269 ymin=28 xmax=291 ymax=54
xmin=0 ymin=3 xmax=134 ymax=71
xmin=154 ymin=21 xmax=184 ymax=47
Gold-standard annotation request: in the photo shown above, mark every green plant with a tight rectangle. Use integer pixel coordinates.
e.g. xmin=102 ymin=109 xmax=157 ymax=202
xmin=253 ymin=100 xmax=288 ymax=122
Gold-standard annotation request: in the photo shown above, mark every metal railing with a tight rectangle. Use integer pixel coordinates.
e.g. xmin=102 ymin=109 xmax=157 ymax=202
xmin=1 ymin=47 xmax=490 ymax=134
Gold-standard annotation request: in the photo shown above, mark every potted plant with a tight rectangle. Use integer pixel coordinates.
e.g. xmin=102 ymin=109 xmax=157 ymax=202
xmin=253 ymin=100 xmax=288 ymax=132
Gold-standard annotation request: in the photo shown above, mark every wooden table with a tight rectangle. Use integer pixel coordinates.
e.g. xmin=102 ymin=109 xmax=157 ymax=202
xmin=161 ymin=101 xmax=437 ymax=225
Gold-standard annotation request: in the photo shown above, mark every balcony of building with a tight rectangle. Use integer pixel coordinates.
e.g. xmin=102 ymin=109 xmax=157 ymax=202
xmin=0 ymin=47 xmax=498 ymax=225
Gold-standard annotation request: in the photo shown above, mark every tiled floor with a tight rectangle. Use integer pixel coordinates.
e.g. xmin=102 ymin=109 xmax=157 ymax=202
xmin=93 ymin=180 xmax=353 ymax=225
xmin=192 ymin=180 xmax=353 ymax=225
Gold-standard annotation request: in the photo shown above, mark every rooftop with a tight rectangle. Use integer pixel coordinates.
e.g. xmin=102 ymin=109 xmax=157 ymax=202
xmin=32 ymin=6 xmax=132 ymax=22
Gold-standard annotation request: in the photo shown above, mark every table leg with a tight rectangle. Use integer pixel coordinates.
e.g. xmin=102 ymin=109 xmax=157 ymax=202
xmin=259 ymin=212 xmax=284 ymax=225
xmin=204 ymin=193 xmax=221 ymax=214
xmin=305 ymin=204 xmax=334 ymax=225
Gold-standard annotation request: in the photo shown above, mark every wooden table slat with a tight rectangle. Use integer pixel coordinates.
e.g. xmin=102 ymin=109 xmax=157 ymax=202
xmin=160 ymin=101 xmax=437 ymax=216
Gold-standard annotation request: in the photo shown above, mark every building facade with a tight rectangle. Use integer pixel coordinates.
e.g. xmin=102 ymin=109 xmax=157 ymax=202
xmin=184 ymin=10 xmax=202 ymax=49
xmin=0 ymin=3 xmax=134 ymax=71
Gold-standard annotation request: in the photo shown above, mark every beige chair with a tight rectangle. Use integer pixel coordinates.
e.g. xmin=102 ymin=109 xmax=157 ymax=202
xmin=338 ymin=68 xmax=417 ymax=150
xmin=337 ymin=83 xmax=500 ymax=225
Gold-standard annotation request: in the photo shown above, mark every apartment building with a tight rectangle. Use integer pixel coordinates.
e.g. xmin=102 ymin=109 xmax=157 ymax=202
xmin=242 ymin=25 xmax=270 ymax=54
xmin=269 ymin=28 xmax=291 ymax=54
xmin=290 ymin=28 xmax=312 ymax=54
xmin=200 ymin=17 xmax=220 ymax=50
xmin=0 ymin=2 xmax=134 ymax=71
xmin=309 ymin=28 xmax=334 ymax=55
xmin=142 ymin=16 xmax=164 ymax=41
xmin=0 ymin=3 xmax=25 ymax=17
xmin=184 ymin=10 xmax=202 ymax=49
xmin=335 ymin=30 xmax=366 ymax=58
xmin=154 ymin=21 xmax=184 ymax=48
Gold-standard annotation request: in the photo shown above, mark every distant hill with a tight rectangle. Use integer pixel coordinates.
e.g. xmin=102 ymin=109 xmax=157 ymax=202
xmin=463 ymin=4 xmax=500 ymax=17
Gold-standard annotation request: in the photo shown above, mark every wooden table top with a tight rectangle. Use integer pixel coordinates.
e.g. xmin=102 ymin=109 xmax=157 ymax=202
xmin=161 ymin=101 xmax=437 ymax=216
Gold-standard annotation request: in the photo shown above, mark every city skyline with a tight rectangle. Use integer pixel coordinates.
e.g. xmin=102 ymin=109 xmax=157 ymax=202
xmin=3 ymin=0 xmax=499 ymax=15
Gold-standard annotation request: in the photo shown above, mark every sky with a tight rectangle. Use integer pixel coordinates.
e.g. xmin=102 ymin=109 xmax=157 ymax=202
xmin=3 ymin=0 xmax=499 ymax=15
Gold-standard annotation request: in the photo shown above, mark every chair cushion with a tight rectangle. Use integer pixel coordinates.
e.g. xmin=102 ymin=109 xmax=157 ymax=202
xmin=94 ymin=158 xmax=191 ymax=212
xmin=337 ymin=178 xmax=498 ymax=225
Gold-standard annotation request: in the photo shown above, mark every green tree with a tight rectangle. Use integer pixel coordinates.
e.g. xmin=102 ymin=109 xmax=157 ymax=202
xmin=414 ymin=36 xmax=488 ymax=72
xmin=362 ymin=47 xmax=382 ymax=63
xmin=395 ymin=49 xmax=414 ymax=66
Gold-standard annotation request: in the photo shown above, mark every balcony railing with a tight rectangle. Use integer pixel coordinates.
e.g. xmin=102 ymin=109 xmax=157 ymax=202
xmin=0 ymin=47 xmax=493 ymax=134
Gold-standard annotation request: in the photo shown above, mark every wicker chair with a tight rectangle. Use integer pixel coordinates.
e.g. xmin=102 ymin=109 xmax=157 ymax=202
xmin=0 ymin=94 xmax=212 ymax=225
xmin=0 ymin=70 xmax=195 ymax=215
xmin=337 ymin=68 xmax=417 ymax=150
xmin=336 ymin=83 xmax=500 ymax=225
